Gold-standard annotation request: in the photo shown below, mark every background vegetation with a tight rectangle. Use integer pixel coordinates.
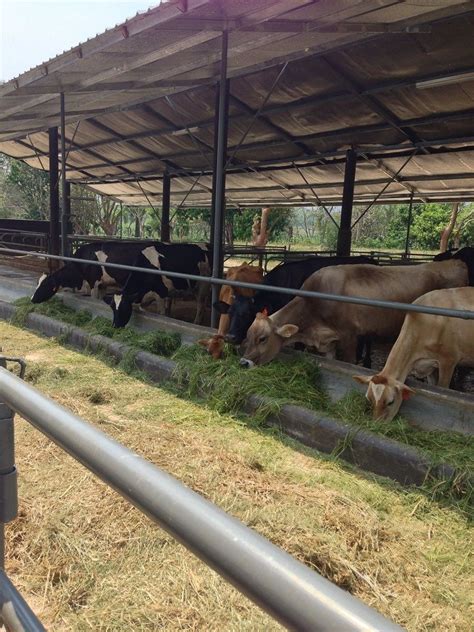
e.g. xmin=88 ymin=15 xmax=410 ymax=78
xmin=1 ymin=155 xmax=473 ymax=251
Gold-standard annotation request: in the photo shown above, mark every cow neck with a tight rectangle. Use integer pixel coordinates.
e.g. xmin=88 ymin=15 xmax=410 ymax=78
xmin=379 ymin=323 xmax=418 ymax=384
xmin=430 ymin=259 xmax=468 ymax=286
xmin=269 ymin=297 xmax=309 ymax=330
xmin=59 ymin=263 xmax=83 ymax=289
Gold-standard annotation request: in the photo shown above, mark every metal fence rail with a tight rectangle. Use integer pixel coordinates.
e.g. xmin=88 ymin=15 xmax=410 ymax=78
xmin=2 ymin=246 xmax=474 ymax=322
xmin=0 ymin=367 xmax=404 ymax=631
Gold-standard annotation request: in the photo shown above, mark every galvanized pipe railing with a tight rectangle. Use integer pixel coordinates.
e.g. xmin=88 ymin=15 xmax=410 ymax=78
xmin=2 ymin=246 xmax=474 ymax=321
xmin=0 ymin=367 xmax=404 ymax=631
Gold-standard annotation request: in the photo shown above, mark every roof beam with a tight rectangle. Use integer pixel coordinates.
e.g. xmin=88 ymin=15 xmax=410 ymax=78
xmin=319 ymin=56 xmax=429 ymax=153
xmin=359 ymin=152 xmax=428 ymax=203
xmin=92 ymin=170 xmax=474 ymax=197
xmin=152 ymin=107 xmax=474 ymax=164
xmin=150 ymin=18 xmax=431 ymax=33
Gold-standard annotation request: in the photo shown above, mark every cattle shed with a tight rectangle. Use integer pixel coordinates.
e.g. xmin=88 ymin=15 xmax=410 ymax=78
xmin=1 ymin=0 xmax=474 ymax=272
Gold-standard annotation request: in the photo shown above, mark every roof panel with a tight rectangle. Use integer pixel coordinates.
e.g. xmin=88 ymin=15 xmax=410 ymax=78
xmin=1 ymin=0 xmax=474 ymax=206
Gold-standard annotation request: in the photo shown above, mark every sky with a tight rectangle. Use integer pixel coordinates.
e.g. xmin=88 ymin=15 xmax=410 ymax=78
xmin=0 ymin=0 xmax=158 ymax=81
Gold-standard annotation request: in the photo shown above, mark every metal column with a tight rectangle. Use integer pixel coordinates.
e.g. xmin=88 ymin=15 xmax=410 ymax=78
xmin=211 ymin=31 xmax=230 ymax=329
xmin=48 ymin=127 xmax=61 ymax=258
xmin=0 ymin=402 xmax=17 ymax=571
xmin=336 ymin=149 xmax=357 ymax=257
xmin=404 ymin=191 xmax=414 ymax=258
xmin=209 ymin=84 xmax=220 ymax=252
xmin=161 ymin=171 xmax=171 ymax=242
xmin=60 ymin=93 xmax=70 ymax=257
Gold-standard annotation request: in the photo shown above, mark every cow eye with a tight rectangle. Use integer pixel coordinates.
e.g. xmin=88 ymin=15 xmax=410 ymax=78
xmin=258 ymin=336 xmax=267 ymax=344
xmin=386 ymin=398 xmax=395 ymax=406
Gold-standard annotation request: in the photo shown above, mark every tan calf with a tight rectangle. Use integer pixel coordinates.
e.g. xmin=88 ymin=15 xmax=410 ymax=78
xmin=353 ymin=286 xmax=474 ymax=421
xmin=240 ymin=258 xmax=469 ymax=367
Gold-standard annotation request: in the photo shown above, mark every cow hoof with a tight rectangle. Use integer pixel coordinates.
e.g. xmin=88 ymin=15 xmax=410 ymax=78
xmin=239 ymin=358 xmax=255 ymax=369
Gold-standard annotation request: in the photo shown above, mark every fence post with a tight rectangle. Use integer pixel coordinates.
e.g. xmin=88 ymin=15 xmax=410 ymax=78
xmin=0 ymin=398 xmax=17 ymax=572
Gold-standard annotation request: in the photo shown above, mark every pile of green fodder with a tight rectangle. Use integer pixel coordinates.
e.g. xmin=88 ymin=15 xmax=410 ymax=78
xmin=173 ymin=345 xmax=473 ymax=506
xmin=11 ymin=297 xmax=473 ymax=505
xmin=173 ymin=343 xmax=327 ymax=420
xmin=12 ymin=297 xmax=181 ymax=358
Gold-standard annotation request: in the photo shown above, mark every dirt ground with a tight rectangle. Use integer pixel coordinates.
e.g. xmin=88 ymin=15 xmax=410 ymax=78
xmin=1 ymin=323 xmax=472 ymax=631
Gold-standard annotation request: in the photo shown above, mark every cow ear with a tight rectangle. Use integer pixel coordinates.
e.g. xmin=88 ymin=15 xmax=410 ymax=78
xmin=103 ymin=295 xmax=113 ymax=305
xmin=213 ymin=301 xmax=230 ymax=314
xmin=353 ymin=375 xmax=371 ymax=385
xmin=276 ymin=324 xmax=299 ymax=338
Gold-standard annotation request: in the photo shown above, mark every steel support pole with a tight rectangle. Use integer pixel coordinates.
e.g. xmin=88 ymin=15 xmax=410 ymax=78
xmin=161 ymin=171 xmax=171 ymax=242
xmin=209 ymin=84 xmax=220 ymax=252
xmin=0 ymin=368 xmax=403 ymax=632
xmin=60 ymin=93 xmax=69 ymax=257
xmin=0 ymin=402 xmax=17 ymax=572
xmin=404 ymin=192 xmax=414 ymax=258
xmin=337 ymin=149 xmax=357 ymax=257
xmin=48 ymin=127 xmax=61 ymax=258
xmin=211 ymin=31 xmax=229 ymax=329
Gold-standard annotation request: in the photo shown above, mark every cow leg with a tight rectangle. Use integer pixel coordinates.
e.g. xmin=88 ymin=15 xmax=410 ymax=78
xmin=437 ymin=360 xmax=456 ymax=389
xmin=91 ymin=281 xmax=104 ymax=300
xmin=362 ymin=337 xmax=372 ymax=369
xmin=339 ymin=337 xmax=358 ymax=365
xmin=194 ymin=280 xmax=210 ymax=325
xmin=79 ymin=280 xmax=92 ymax=296
xmin=165 ymin=297 xmax=172 ymax=317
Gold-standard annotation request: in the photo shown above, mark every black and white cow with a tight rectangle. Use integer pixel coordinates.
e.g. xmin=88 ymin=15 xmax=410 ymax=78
xmin=108 ymin=243 xmax=211 ymax=327
xmin=31 ymin=241 xmax=149 ymax=303
xmin=214 ymin=255 xmax=377 ymax=366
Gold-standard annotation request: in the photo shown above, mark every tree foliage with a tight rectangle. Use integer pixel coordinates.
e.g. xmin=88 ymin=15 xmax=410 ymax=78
xmin=1 ymin=153 xmax=472 ymax=250
xmin=2 ymin=157 xmax=49 ymax=219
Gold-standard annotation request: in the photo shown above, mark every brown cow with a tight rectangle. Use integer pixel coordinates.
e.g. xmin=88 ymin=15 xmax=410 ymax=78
xmin=353 ymin=286 xmax=474 ymax=421
xmin=239 ymin=258 xmax=470 ymax=367
xmin=198 ymin=263 xmax=263 ymax=359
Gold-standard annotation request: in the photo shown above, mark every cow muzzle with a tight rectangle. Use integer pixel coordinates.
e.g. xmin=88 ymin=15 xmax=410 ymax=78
xmin=239 ymin=358 xmax=255 ymax=369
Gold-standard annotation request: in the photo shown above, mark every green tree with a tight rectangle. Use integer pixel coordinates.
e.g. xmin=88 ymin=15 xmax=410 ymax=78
xmin=410 ymin=204 xmax=452 ymax=249
xmin=6 ymin=158 xmax=49 ymax=219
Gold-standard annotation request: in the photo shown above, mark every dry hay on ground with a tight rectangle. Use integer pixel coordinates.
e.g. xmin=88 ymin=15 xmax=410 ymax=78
xmin=1 ymin=322 xmax=472 ymax=631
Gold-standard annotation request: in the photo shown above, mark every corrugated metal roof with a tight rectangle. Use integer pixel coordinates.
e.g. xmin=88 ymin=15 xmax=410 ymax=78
xmin=1 ymin=0 xmax=474 ymax=206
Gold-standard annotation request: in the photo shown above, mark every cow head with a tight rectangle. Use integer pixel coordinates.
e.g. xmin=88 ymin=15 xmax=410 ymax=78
xmin=239 ymin=312 xmax=298 ymax=367
xmin=224 ymin=296 xmax=260 ymax=345
xmin=352 ymin=373 xmax=415 ymax=421
xmin=105 ymin=293 xmax=135 ymax=328
xmin=197 ymin=334 xmax=225 ymax=360
xmin=31 ymin=272 xmax=60 ymax=303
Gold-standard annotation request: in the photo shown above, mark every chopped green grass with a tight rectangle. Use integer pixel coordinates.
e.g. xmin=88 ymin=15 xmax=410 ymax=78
xmin=172 ymin=344 xmax=327 ymax=421
xmin=12 ymin=297 xmax=181 ymax=358
xmin=332 ymin=391 xmax=474 ymax=471
xmin=11 ymin=295 xmax=473 ymax=508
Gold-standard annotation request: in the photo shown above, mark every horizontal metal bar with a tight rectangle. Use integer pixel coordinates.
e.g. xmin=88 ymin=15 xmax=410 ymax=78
xmin=0 ymin=570 xmax=45 ymax=631
xmin=2 ymin=246 xmax=474 ymax=321
xmin=0 ymin=369 xmax=402 ymax=632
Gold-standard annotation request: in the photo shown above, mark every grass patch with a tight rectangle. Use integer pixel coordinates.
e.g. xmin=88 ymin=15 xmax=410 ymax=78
xmin=12 ymin=296 xmax=93 ymax=328
xmin=13 ymin=298 xmax=181 ymax=358
xmin=332 ymin=392 xmax=474 ymax=471
xmin=11 ymin=296 xmax=473 ymax=507
xmin=172 ymin=344 xmax=327 ymax=422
